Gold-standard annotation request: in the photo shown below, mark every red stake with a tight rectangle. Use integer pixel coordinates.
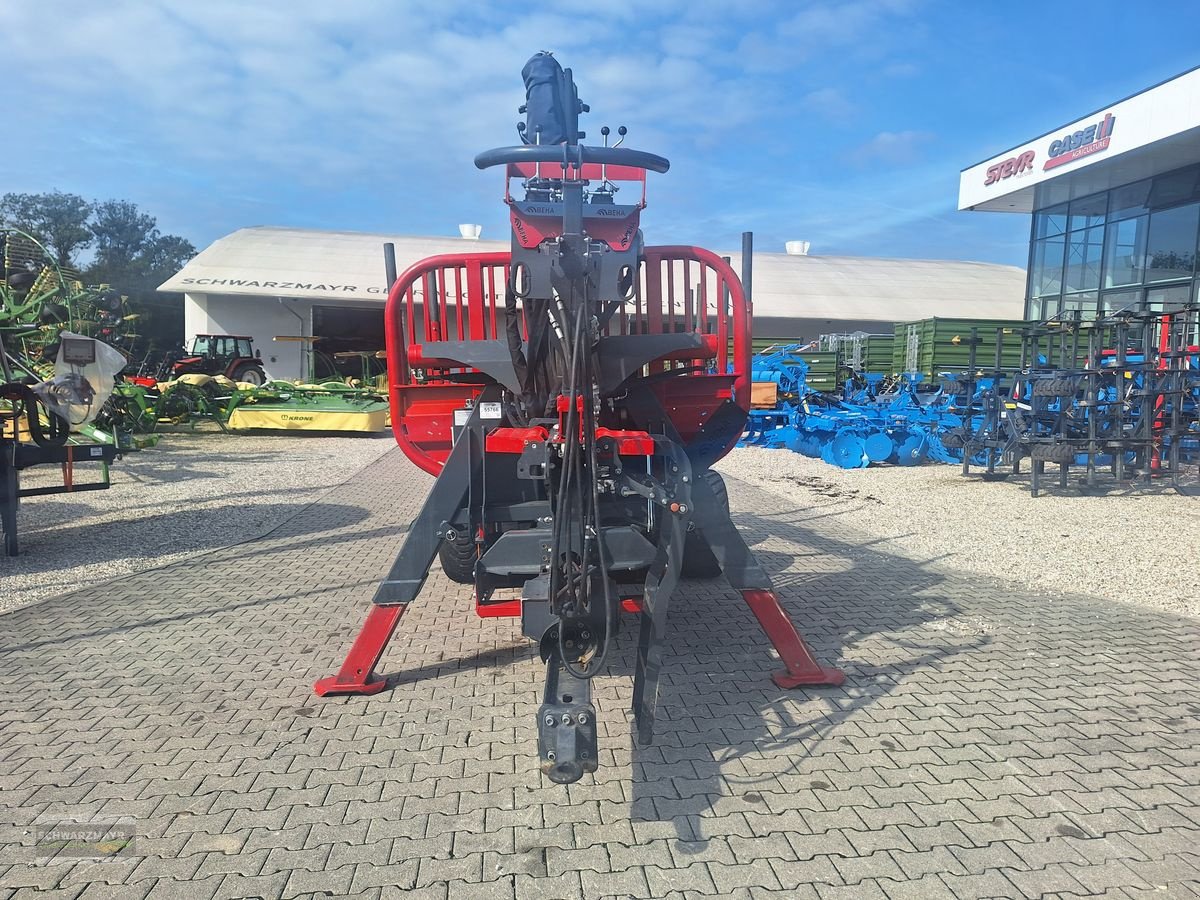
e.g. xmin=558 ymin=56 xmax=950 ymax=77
xmin=314 ymin=604 xmax=407 ymax=696
xmin=742 ymin=590 xmax=845 ymax=689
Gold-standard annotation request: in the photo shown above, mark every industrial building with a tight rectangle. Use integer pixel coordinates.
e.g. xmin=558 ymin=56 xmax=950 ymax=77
xmin=959 ymin=64 xmax=1200 ymax=321
xmin=159 ymin=226 xmax=1023 ymax=382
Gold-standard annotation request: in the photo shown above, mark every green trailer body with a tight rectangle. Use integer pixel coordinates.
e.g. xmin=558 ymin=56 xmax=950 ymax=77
xmin=795 ymin=352 xmax=840 ymax=392
xmin=861 ymin=335 xmax=895 ymax=374
xmin=892 ymin=317 xmax=1027 ymax=379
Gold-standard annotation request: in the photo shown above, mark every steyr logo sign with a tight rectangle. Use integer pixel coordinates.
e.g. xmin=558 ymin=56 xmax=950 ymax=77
xmin=985 ymin=150 xmax=1036 ymax=185
xmin=1045 ymin=112 xmax=1116 ymax=171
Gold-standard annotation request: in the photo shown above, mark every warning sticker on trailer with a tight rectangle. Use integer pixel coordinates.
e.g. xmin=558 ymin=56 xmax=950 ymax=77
xmin=479 ymin=402 xmax=502 ymax=420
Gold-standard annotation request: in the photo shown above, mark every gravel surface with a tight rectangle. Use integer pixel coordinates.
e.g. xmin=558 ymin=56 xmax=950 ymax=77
xmin=717 ymin=447 xmax=1200 ymax=619
xmin=2 ymin=430 xmax=396 ymax=613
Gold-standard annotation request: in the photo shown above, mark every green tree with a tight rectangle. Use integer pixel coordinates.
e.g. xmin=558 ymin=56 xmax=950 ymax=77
xmin=1 ymin=192 xmax=196 ymax=356
xmin=84 ymin=200 xmax=196 ymax=356
xmin=0 ymin=190 xmax=93 ymax=267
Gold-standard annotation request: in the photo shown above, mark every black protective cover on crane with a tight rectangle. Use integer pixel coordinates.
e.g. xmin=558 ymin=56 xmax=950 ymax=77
xmin=522 ymin=52 xmax=572 ymax=145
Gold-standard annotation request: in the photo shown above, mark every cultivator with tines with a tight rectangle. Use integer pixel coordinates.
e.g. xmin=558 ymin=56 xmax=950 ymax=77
xmin=962 ymin=306 xmax=1200 ymax=495
xmin=315 ymin=54 xmax=843 ymax=783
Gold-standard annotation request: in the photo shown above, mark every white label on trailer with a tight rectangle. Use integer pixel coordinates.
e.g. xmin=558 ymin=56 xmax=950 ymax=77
xmin=479 ymin=402 xmax=502 ymax=420
xmin=453 ymin=408 xmax=471 ymax=427
xmin=90 ymin=447 xmax=103 ymax=457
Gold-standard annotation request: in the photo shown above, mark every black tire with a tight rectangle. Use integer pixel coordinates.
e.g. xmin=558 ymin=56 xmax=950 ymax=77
xmin=1032 ymin=376 xmax=1080 ymax=397
xmin=1031 ymin=443 xmax=1075 ymax=464
xmin=231 ymin=364 xmax=266 ymax=387
xmin=681 ymin=470 xmax=729 ymax=580
xmin=438 ymin=531 xmax=477 ymax=584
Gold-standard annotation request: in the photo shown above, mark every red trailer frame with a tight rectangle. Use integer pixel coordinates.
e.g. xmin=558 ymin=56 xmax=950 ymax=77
xmin=385 ymin=246 xmax=751 ymax=476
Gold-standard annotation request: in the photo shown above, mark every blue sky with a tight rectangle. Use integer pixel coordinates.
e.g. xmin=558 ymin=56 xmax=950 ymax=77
xmin=3 ymin=1 xmax=1197 ymax=268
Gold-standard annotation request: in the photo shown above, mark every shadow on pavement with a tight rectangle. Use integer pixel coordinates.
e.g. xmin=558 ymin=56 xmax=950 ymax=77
xmin=620 ymin=496 xmax=989 ymax=847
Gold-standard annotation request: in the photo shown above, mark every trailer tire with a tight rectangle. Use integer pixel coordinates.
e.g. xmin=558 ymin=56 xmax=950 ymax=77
xmin=438 ymin=531 xmax=478 ymax=584
xmin=682 ymin=470 xmax=729 ymax=579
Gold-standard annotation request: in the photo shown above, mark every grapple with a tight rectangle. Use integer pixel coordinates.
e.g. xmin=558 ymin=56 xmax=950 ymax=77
xmin=316 ymin=55 xmax=842 ymax=783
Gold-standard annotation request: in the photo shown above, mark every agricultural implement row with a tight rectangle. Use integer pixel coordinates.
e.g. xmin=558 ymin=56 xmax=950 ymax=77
xmin=740 ymin=308 xmax=1200 ymax=495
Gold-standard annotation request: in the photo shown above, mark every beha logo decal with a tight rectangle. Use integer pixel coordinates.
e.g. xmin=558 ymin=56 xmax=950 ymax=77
xmin=1045 ymin=112 xmax=1115 ymax=171
xmin=985 ymin=150 xmax=1036 ymax=185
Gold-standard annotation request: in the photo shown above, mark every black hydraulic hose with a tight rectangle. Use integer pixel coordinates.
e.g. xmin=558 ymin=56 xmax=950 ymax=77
xmin=555 ymin=300 xmax=606 ymax=680
xmin=560 ymin=303 xmax=588 ymax=606
xmin=582 ymin=376 xmax=616 ymax=677
xmin=549 ymin=300 xmax=585 ymax=617
xmin=503 ymin=283 xmax=529 ymax=394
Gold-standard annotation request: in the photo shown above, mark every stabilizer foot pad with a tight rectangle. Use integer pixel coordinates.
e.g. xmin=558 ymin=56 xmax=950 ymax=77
xmin=773 ymin=666 xmax=845 ymax=689
xmin=313 ymin=676 xmax=389 ymax=697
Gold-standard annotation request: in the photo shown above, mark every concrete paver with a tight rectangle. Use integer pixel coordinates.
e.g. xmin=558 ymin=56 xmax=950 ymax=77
xmin=1 ymin=447 xmax=1198 ymax=898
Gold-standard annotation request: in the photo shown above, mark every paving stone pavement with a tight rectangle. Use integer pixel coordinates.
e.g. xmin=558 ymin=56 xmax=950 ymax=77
xmin=1 ymin=446 xmax=1198 ymax=900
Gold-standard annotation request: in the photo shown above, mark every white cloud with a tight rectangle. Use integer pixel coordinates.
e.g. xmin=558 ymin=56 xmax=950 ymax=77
xmin=883 ymin=61 xmax=920 ymax=78
xmin=801 ymin=87 xmax=857 ymax=123
xmin=851 ymin=129 xmax=935 ymax=166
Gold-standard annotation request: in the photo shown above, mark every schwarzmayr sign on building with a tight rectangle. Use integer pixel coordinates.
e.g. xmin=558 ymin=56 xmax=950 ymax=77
xmin=178 ymin=277 xmax=389 ymax=295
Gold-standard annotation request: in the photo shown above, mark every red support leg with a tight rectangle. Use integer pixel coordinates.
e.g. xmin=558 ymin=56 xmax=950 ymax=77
xmin=314 ymin=604 xmax=407 ymax=697
xmin=741 ymin=590 xmax=845 ymax=689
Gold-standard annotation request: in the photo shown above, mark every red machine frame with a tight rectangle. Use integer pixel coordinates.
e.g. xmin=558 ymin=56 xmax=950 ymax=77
xmin=386 ymin=245 xmax=751 ymax=477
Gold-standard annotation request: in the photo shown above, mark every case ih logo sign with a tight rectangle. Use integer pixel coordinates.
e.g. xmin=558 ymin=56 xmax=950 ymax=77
xmin=1045 ymin=112 xmax=1116 ymax=171
xmin=985 ymin=150 xmax=1035 ymax=185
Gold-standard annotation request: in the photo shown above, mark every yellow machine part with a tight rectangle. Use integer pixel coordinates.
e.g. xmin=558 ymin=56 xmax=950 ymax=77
xmin=225 ymin=407 xmax=387 ymax=433
xmin=177 ymin=373 xmax=214 ymax=387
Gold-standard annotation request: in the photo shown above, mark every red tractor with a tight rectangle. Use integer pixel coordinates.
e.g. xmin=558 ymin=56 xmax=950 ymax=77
xmin=169 ymin=334 xmax=267 ymax=386
xmin=316 ymin=53 xmax=842 ymax=783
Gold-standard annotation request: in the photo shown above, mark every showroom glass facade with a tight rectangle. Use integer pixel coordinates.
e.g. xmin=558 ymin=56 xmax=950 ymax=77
xmin=1025 ymin=162 xmax=1200 ymax=320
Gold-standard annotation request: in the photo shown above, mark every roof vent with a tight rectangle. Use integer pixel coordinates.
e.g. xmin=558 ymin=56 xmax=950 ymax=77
xmin=785 ymin=240 xmax=811 ymax=256
xmin=458 ymin=224 xmax=482 ymax=240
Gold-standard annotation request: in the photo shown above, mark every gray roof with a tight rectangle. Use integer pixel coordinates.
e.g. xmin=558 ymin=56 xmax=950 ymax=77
xmin=160 ymin=226 xmax=1025 ymax=322
xmin=735 ymin=252 xmax=1025 ymax=321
